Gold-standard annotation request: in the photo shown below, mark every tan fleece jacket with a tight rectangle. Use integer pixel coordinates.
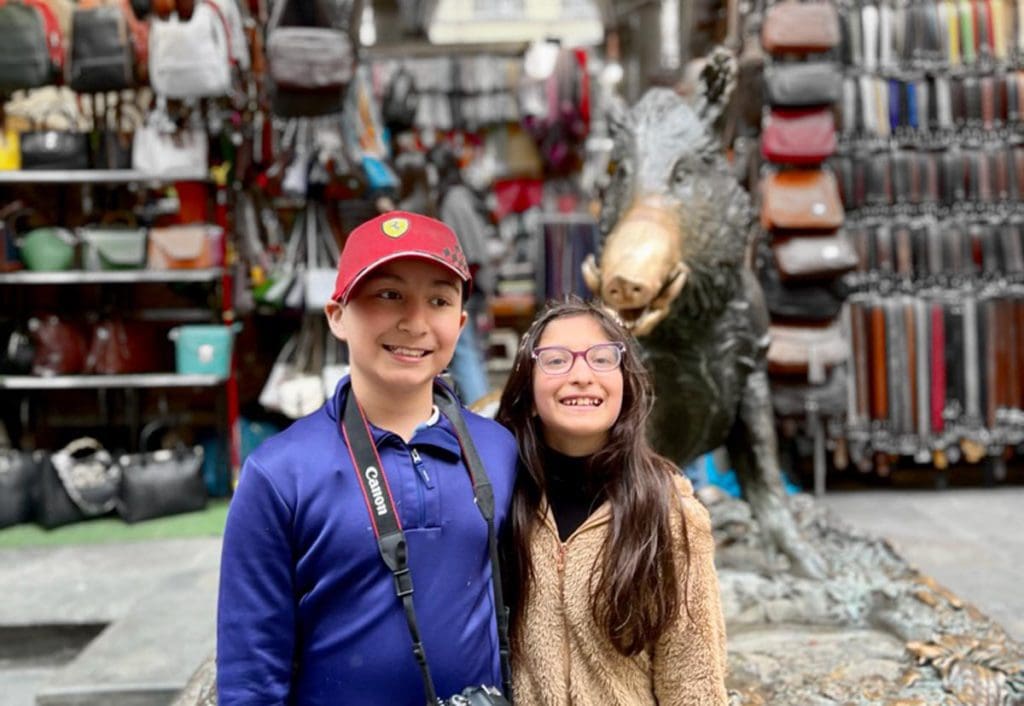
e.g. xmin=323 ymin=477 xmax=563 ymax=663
xmin=512 ymin=475 xmax=728 ymax=706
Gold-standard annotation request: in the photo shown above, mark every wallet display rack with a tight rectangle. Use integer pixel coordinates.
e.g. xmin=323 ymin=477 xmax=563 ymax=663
xmin=757 ymin=0 xmax=851 ymax=494
xmin=831 ymin=0 xmax=1024 ymax=475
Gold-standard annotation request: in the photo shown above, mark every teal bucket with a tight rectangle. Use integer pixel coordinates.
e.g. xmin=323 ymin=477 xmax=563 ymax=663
xmin=169 ymin=324 xmax=239 ymax=376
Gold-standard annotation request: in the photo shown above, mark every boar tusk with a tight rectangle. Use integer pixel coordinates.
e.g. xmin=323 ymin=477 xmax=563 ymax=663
xmin=632 ymin=307 xmax=671 ymax=337
xmin=581 ymin=254 xmax=602 ymax=294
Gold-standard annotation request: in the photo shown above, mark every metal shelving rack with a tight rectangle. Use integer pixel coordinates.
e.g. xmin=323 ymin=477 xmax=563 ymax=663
xmin=0 ymin=269 xmax=223 ymax=284
xmin=0 ymin=166 xmax=238 ymax=491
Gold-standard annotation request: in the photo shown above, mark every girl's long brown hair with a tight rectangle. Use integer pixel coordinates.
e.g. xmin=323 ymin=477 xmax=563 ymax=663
xmin=496 ymin=297 xmax=689 ymax=656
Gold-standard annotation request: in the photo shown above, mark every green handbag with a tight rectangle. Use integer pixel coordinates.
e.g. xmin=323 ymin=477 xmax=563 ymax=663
xmin=79 ymin=226 xmax=147 ymax=271
xmin=18 ymin=227 xmax=76 ymax=271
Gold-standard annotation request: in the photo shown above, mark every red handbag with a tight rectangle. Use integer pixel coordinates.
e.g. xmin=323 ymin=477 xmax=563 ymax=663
xmin=761 ymin=108 xmax=837 ymax=165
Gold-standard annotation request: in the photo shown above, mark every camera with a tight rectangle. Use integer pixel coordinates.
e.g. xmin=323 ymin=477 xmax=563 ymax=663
xmin=437 ymin=684 xmax=510 ymax=706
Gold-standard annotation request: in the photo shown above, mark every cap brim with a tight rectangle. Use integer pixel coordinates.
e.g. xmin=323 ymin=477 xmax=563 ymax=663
xmin=340 ymin=251 xmax=471 ymax=303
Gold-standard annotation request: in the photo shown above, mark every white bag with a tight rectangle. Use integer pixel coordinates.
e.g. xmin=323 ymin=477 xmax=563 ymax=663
xmin=132 ymin=115 xmax=208 ymax=176
xmin=149 ymin=2 xmax=233 ymax=98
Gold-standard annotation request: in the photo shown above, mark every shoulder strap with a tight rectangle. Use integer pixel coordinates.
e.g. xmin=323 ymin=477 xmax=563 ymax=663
xmin=341 ymin=392 xmax=439 ymax=706
xmin=432 ymin=384 xmax=513 ymax=700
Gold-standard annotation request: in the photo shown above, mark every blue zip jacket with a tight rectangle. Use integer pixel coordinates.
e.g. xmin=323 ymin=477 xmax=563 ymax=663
xmin=217 ymin=377 xmax=517 ymax=705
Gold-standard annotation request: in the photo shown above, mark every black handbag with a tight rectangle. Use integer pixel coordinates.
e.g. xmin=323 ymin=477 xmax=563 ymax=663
xmin=36 ymin=437 xmax=121 ymax=529
xmin=68 ymin=4 xmax=134 ymax=93
xmin=1 ymin=324 xmax=35 ymax=374
xmin=0 ymin=2 xmax=54 ymax=92
xmin=0 ymin=449 xmax=39 ymax=528
xmin=764 ymin=63 xmax=843 ymax=108
xmin=117 ymin=446 xmax=207 ymax=523
xmin=20 ymin=110 xmax=90 ymax=170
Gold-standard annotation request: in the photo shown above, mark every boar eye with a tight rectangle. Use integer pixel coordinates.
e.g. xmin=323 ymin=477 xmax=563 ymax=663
xmin=671 ymin=160 xmax=689 ymax=184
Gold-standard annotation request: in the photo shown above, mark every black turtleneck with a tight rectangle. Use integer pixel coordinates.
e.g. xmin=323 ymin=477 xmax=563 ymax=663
xmin=541 ymin=444 xmax=607 ymax=542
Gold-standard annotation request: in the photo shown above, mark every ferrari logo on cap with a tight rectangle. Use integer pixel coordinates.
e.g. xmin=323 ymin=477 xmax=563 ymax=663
xmin=381 ymin=217 xmax=410 ymax=238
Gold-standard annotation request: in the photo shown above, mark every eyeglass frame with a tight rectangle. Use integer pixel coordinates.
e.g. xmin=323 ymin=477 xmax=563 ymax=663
xmin=530 ymin=341 xmax=627 ymax=375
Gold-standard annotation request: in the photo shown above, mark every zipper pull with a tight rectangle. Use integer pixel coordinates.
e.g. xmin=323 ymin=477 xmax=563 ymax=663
xmin=410 ymin=448 xmax=432 ymax=486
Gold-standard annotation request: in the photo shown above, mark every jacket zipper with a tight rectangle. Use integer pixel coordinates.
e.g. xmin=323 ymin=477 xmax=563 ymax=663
xmin=410 ymin=447 xmax=430 ymax=527
xmin=556 ymin=542 xmax=571 ymax=698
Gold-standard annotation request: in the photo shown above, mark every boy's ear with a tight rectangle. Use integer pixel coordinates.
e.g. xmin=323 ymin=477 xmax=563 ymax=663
xmin=324 ymin=300 xmax=347 ymax=341
xmin=459 ymin=309 xmax=468 ymax=331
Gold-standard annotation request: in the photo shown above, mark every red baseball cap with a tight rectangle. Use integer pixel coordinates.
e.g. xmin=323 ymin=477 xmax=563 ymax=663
xmin=331 ymin=211 xmax=471 ymax=303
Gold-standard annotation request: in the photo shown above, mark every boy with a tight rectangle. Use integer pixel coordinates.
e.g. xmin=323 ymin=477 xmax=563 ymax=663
xmin=217 ymin=212 xmax=518 ymax=705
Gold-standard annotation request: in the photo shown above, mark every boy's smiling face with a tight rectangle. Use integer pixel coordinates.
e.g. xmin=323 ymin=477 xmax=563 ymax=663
xmin=326 ymin=258 xmax=467 ymax=398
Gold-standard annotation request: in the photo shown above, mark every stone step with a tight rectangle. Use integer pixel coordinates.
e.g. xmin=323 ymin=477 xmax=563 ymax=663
xmin=34 ymin=567 xmax=217 ymax=706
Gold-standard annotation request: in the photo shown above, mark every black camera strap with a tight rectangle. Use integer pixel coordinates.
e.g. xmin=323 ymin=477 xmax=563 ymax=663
xmin=341 ymin=383 xmax=512 ymax=705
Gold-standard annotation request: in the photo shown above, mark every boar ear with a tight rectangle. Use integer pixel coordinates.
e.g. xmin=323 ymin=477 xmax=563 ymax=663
xmin=691 ymin=46 xmax=738 ymax=129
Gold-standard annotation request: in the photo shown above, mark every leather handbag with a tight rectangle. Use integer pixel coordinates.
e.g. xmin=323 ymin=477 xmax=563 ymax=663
xmin=0 ymin=325 xmax=35 ymax=374
xmin=0 ymin=1 xmax=56 ymax=91
xmin=20 ymin=112 xmax=90 ymax=170
xmin=68 ymin=3 xmax=134 ymax=92
xmin=266 ymin=0 xmax=355 ymax=93
xmin=764 ymin=63 xmax=842 ymax=107
xmin=0 ymin=449 xmax=38 ymax=528
xmin=117 ymin=445 xmax=206 ymax=523
xmin=131 ymin=117 xmax=208 ymax=176
xmin=85 ymin=318 xmax=160 ymax=374
xmin=0 ymin=129 xmax=21 ymax=170
xmin=767 ymin=320 xmax=849 ymax=379
xmin=758 ymin=254 xmax=845 ymax=322
xmin=28 ymin=314 xmax=89 ymax=375
xmin=773 ymin=231 xmax=858 ymax=281
xmin=761 ymin=1 xmax=840 ymax=54
xmin=761 ymin=108 xmax=836 ymax=165
xmin=18 ymin=227 xmax=76 ymax=271
xmin=36 ymin=437 xmax=120 ymax=529
xmin=79 ymin=226 xmax=147 ymax=270
xmin=760 ymin=169 xmax=845 ymax=231
xmin=147 ymin=224 xmax=223 ymax=269
xmin=148 ymin=0 xmax=236 ymax=99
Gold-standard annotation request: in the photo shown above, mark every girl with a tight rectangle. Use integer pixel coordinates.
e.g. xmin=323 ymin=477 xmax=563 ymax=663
xmin=497 ymin=297 xmax=727 ymax=705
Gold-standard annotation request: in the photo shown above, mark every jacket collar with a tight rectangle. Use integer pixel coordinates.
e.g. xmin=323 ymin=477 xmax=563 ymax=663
xmin=538 ymin=496 xmax=612 ymax=544
xmin=328 ymin=376 xmax=464 ymax=460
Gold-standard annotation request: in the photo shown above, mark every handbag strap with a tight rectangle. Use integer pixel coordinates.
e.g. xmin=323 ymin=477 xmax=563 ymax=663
xmin=341 ymin=383 xmax=513 ymax=704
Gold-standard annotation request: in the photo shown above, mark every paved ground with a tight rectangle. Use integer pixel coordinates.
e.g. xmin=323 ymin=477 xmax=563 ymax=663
xmin=0 ymin=488 xmax=1021 ymax=705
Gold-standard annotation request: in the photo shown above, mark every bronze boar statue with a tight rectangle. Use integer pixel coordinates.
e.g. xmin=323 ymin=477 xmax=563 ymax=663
xmin=583 ymin=49 xmax=825 ymax=578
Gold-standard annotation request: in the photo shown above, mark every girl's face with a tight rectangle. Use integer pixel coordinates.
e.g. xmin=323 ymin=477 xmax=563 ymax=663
xmin=531 ymin=314 xmax=625 ymax=457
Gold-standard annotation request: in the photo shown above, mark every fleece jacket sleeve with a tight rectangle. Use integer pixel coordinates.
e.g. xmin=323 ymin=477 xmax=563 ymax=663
xmin=216 ymin=458 xmax=296 ymax=705
xmin=652 ymin=486 xmax=729 ymax=706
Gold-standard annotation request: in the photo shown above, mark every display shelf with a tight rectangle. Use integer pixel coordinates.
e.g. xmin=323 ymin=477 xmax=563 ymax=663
xmin=0 ymin=373 xmax=226 ymax=390
xmin=0 ymin=169 xmax=209 ymax=184
xmin=0 ymin=269 xmax=223 ymax=284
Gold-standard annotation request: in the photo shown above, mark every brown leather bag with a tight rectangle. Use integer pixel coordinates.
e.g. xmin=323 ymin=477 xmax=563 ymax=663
xmin=767 ymin=320 xmax=848 ymax=379
xmin=28 ymin=314 xmax=88 ymax=376
xmin=85 ymin=318 xmax=160 ymax=374
xmin=760 ymin=169 xmax=845 ymax=231
xmin=772 ymin=231 xmax=858 ymax=281
xmin=761 ymin=1 xmax=841 ymax=54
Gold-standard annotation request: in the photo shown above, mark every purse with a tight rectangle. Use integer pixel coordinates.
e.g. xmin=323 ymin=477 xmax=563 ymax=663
xmin=18 ymin=227 xmax=77 ymax=271
xmin=85 ymin=318 xmax=160 ymax=374
xmin=28 ymin=314 xmax=89 ymax=376
xmin=79 ymin=226 xmax=147 ymax=270
xmin=0 ymin=1 xmax=56 ymax=91
xmin=131 ymin=114 xmax=208 ymax=176
xmin=761 ymin=1 xmax=841 ymax=54
xmin=266 ymin=0 xmax=355 ymax=93
xmin=760 ymin=108 xmax=836 ymax=165
xmin=147 ymin=224 xmax=223 ymax=269
xmin=0 ymin=129 xmax=20 ymax=170
xmin=772 ymin=232 xmax=858 ymax=281
xmin=67 ymin=3 xmax=134 ymax=92
xmin=763 ymin=63 xmax=843 ymax=108
xmin=760 ymin=169 xmax=845 ymax=231
xmin=0 ymin=449 xmax=38 ymax=528
xmin=20 ymin=109 xmax=90 ymax=170
xmin=148 ymin=0 xmax=234 ymax=99
xmin=767 ymin=320 xmax=849 ymax=380
xmin=37 ymin=437 xmax=121 ymax=529
xmin=117 ymin=445 xmax=206 ymax=523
